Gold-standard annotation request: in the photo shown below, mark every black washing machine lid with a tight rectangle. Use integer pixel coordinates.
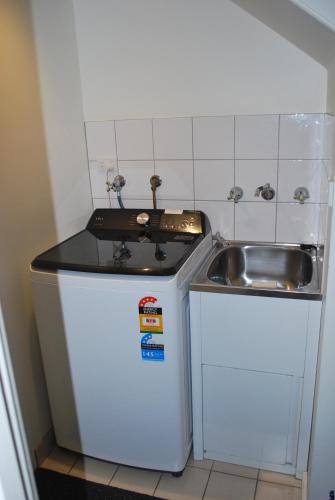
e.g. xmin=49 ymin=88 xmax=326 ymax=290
xmin=31 ymin=209 xmax=210 ymax=276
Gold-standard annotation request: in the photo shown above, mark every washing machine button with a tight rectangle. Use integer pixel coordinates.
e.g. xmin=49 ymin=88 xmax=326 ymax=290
xmin=136 ymin=212 xmax=150 ymax=225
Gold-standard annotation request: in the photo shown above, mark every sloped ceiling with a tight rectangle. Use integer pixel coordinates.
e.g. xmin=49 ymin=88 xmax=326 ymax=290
xmin=232 ymin=0 xmax=335 ymax=67
xmin=290 ymin=0 xmax=335 ymax=32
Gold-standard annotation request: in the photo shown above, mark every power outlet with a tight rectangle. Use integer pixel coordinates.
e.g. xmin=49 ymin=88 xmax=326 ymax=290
xmin=96 ymin=160 xmax=115 ymax=172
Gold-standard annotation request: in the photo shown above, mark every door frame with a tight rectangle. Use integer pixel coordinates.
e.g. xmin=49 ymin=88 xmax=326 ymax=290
xmin=0 ymin=304 xmax=38 ymax=500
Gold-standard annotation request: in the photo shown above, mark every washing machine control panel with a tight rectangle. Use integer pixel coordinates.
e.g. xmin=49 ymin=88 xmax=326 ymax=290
xmin=87 ymin=209 xmax=204 ymax=235
xmin=159 ymin=212 xmax=202 ymax=233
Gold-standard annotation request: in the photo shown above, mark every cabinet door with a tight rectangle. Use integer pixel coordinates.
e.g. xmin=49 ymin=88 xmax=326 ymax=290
xmin=203 ymin=365 xmax=301 ymax=466
xmin=201 ymin=293 xmax=309 ymax=376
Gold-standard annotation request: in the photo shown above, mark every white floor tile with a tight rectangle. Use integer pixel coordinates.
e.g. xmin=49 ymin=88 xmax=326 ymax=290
xmin=41 ymin=447 xmax=78 ymax=474
xmin=187 ymin=454 xmax=213 ymax=470
xmin=255 ymin=481 xmax=301 ymax=500
xmin=204 ymin=471 xmax=256 ymax=500
xmin=69 ymin=456 xmax=118 ymax=485
xmin=155 ymin=466 xmax=210 ymax=499
xmin=212 ymin=461 xmax=258 ymax=479
xmin=110 ymin=465 xmax=161 ymax=495
xmin=258 ymin=470 xmax=301 ymax=488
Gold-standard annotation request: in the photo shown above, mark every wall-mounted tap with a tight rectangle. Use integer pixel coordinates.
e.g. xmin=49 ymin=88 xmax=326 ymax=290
xmin=107 ymin=174 xmax=126 ymax=208
xmin=294 ymin=187 xmax=310 ymax=204
xmin=110 ymin=174 xmax=126 ymax=192
xmin=227 ymin=186 xmax=243 ymax=203
xmin=150 ymin=175 xmax=162 ymax=209
xmin=254 ymin=183 xmax=275 ymax=201
xmin=213 ymin=231 xmax=229 ymax=248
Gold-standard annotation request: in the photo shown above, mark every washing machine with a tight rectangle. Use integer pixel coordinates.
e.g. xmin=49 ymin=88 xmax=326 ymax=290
xmin=31 ymin=208 xmax=211 ymax=474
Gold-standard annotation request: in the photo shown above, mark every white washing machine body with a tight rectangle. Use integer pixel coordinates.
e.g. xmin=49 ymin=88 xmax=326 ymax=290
xmin=31 ymin=209 xmax=212 ymax=473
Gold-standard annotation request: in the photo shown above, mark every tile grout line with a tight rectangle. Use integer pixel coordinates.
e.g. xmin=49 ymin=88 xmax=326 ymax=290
xmin=83 ymin=124 xmax=95 ymax=210
xmin=91 ymin=196 xmax=326 ymax=205
xmin=67 ymin=454 xmax=79 ymax=475
xmin=86 ymin=112 xmax=327 ymax=124
xmin=191 ymin=117 xmax=196 ymax=210
xmin=108 ymin=464 xmax=120 ymax=486
xmin=233 ymin=115 xmax=236 ymax=239
xmin=113 ymin=120 xmax=119 ymax=175
xmin=93 ymin=157 xmax=331 ymax=162
xmin=253 ymin=478 xmax=259 ymax=500
xmin=112 ymin=120 xmax=120 ymax=209
xmin=275 ymin=115 xmax=281 ymax=242
xmin=151 ymin=119 xmax=156 ymax=176
xmin=153 ymin=473 xmax=163 ymax=497
xmin=201 ymin=468 xmax=212 ymax=500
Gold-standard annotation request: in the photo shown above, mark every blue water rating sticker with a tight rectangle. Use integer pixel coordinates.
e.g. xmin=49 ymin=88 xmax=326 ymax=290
xmin=141 ymin=333 xmax=164 ymax=361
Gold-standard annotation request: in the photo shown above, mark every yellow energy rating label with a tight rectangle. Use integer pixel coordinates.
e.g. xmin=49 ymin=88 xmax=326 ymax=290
xmin=138 ymin=296 xmax=163 ymax=334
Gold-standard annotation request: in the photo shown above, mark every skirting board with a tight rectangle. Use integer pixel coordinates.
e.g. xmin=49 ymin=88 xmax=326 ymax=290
xmin=302 ymin=471 xmax=308 ymax=500
xmin=34 ymin=427 xmax=55 ymax=467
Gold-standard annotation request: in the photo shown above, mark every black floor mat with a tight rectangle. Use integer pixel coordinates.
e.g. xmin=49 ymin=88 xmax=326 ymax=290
xmin=35 ymin=468 xmax=162 ymax=500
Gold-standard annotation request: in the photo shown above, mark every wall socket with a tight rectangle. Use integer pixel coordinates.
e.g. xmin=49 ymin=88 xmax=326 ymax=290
xmin=95 ymin=160 xmax=115 ymax=172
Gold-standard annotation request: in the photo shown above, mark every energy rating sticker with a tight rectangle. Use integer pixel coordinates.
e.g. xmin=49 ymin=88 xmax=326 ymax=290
xmin=141 ymin=334 xmax=164 ymax=362
xmin=138 ymin=296 xmax=163 ymax=334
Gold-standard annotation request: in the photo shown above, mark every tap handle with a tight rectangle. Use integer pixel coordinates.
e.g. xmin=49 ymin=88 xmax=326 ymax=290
xmin=150 ymin=175 xmax=162 ymax=190
xmin=255 ymin=183 xmax=275 ymax=200
xmin=255 ymin=186 xmax=263 ymax=197
xmin=294 ymin=187 xmax=310 ymax=204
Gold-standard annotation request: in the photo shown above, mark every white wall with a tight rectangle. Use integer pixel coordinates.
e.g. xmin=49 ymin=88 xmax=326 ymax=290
xmin=31 ymin=0 xmax=92 ymax=241
xmin=0 ymin=0 xmax=55 ymax=460
xmin=0 ymin=0 xmax=92 ymax=462
xmin=73 ymin=0 xmax=327 ymax=121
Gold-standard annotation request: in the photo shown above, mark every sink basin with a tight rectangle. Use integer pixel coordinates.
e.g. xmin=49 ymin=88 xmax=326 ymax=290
xmin=207 ymin=245 xmax=313 ymax=290
xmin=190 ymin=241 xmax=322 ymax=300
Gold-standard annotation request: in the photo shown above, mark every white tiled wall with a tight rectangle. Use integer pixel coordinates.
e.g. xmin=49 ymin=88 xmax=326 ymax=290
xmin=85 ymin=114 xmax=333 ymax=244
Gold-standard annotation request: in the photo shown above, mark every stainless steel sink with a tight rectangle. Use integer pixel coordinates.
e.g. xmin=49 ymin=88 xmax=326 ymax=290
xmin=191 ymin=241 xmax=322 ymax=300
xmin=208 ymin=245 xmax=312 ymax=290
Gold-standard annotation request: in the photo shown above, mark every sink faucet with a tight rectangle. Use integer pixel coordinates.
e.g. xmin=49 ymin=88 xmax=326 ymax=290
xmin=213 ymin=232 xmax=229 ymax=248
xmin=255 ymin=183 xmax=275 ymax=200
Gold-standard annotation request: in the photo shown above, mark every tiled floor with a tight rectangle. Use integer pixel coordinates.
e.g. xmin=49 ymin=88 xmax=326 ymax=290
xmin=41 ymin=447 xmax=302 ymax=500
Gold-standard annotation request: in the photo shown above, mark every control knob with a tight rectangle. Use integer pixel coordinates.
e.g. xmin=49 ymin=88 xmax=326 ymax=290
xmin=136 ymin=212 xmax=150 ymax=226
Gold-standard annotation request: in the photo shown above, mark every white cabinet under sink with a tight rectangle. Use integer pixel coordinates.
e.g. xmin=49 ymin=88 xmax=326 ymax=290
xmin=190 ymin=291 xmax=322 ymax=476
